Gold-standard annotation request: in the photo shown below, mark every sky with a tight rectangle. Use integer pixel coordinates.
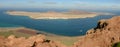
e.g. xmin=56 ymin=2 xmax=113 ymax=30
xmin=0 ymin=0 xmax=120 ymax=11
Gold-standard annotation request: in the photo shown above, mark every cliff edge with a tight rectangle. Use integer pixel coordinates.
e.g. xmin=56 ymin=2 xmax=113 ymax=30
xmin=74 ymin=16 xmax=120 ymax=47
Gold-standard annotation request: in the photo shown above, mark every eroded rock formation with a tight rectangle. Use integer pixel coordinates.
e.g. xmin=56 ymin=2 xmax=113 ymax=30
xmin=74 ymin=16 xmax=120 ymax=47
xmin=0 ymin=34 xmax=66 ymax=47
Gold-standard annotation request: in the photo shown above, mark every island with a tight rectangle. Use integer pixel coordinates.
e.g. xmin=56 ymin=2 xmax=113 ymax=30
xmin=6 ymin=10 xmax=110 ymax=19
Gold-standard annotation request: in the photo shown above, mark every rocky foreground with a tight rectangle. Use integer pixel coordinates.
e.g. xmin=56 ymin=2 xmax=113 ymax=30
xmin=0 ymin=35 xmax=67 ymax=47
xmin=0 ymin=16 xmax=120 ymax=47
xmin=73 ymin=16 xmax=120 ymax=47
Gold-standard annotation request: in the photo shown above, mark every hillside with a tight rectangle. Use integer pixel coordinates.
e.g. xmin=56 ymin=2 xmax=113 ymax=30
xmin=0 ymin=27 xmax=80 ymax=46
xmin=73 ymin=16 xmax=120 ymax=47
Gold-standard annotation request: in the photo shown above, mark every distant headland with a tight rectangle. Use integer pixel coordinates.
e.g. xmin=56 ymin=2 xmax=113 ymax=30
xmin=6 ymin=10 xmax=112 ymax=19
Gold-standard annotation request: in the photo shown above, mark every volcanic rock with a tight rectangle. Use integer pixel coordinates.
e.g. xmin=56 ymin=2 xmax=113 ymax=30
xmin=0 ymin=34 xmax=66 ymax=47
xmin=74 ymin=16 xmax=120 ymax=47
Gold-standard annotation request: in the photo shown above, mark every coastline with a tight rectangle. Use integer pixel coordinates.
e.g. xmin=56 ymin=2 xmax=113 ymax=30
xmin=0 ymin=27 xmax=83 ymax=46
xmin=6 ymin=11 xmax=98 ymax=19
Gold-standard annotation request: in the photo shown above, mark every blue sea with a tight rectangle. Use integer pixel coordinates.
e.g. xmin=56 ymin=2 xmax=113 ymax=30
xmin=0 ymin=8 xmax=119 ymax=36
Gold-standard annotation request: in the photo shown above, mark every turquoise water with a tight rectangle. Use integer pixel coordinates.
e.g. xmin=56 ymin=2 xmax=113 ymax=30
xmin=0 ymin=8 xmax=117 ymax=36
xmin=0 ymin=23 xmax=20 ymax=27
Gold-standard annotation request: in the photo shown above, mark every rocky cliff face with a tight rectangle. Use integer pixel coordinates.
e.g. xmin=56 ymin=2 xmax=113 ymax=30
xmin=73 ymin=16 xmax=120 ymax=47
xmin=0 ymin=35 xmax=66 ymax=47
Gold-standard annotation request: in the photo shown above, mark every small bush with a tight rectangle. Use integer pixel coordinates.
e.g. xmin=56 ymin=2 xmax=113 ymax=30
xmin=113 ymin=42 xmax=120 ymax=47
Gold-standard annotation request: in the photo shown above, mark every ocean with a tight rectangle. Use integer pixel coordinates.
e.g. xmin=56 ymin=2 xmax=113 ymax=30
xmin=0 ymin=8 xmax=118 ymax=36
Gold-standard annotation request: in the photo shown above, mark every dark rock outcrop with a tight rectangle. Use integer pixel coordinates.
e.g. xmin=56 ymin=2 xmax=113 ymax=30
xmin=74 ymin=16 xmax=120 ymax=47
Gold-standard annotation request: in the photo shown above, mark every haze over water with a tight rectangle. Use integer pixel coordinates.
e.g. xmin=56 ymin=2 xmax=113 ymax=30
xmin=0 ymin=0 xmax=120 ymax=36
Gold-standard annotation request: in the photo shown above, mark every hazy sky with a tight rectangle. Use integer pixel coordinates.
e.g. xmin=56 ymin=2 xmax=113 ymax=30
xmin=0 ymin=0 xmax=119 ymax=10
